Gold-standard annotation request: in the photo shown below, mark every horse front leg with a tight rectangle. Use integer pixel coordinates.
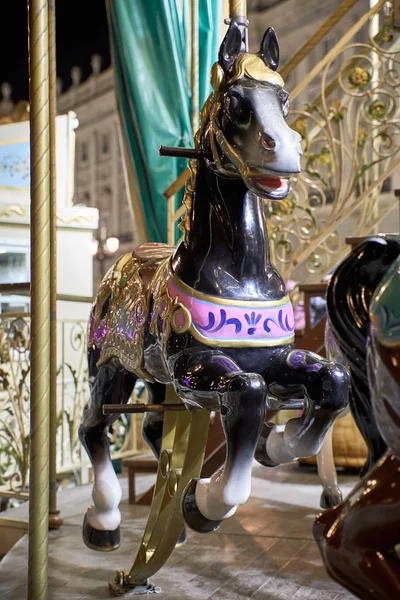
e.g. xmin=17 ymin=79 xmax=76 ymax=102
xmin=256 ymin=348 xmax=348 ymax=466
xmin=173 ymin=351 xmax=267 ymax=533
xmin=79 ymin=354 xmax=137 ymax=551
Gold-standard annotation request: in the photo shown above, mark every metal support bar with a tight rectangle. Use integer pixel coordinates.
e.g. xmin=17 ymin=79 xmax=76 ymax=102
xmin=0 ymin=282 xmax=30 ymax=295
xmin=190 ymin=0 xmax=199 ymax=134
xmin=164 ymin=168 xmax=190 ymax=199
xmin=159 ymin=145 xmax=208 ymax=159
xmin=103 ymin=403 xmax=189 ymax=415
xmin=28 ymin=0 xmax=51 ymax=597
xmin=0 ymin=285 xmax=94 ymax=304
xmin=394 ymin=0 xmax=400 ymax=29
xmin=290 ymin=0 xmax=385 ymax=101
xmin=56 ymin=293 xmax=94 ymax=303
xmin=48 ymin=0 xmax=62 ymax=531
xmin=280 ymin=0 xmax=358 ymax=79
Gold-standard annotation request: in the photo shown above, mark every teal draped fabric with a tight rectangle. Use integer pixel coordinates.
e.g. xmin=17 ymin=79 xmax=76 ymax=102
xmin=107 ymin=0 xmax=222 ymax=242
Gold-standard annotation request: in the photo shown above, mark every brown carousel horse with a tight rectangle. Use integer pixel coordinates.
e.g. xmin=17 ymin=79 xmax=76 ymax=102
xmin=314 ymin=238 xmax=400 ymax=600
xmin=79 ymin=20 xmax=348 ymax=579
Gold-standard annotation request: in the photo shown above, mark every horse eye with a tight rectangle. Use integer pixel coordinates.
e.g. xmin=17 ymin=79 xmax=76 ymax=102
xmin=261 ymin=133 xmax=276 ymax=151
xmin=225 ymin=94 xmax=242 ymax=121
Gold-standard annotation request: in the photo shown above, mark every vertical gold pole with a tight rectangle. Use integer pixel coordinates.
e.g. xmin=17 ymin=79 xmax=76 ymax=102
xmin=222 ymin=0 xmax=230 ymax=39
xmin=48 ymin=0 xmax=62 ymax=530
xmin=230 ymin=0 xmax=247 ymax=19
xmin=167 ymin=194 xmax=176 ymax=246
xmin=190 ymin=0 xmax=199 ymax=135
xmin=370 ymin=0 xmax=380 ymax=234
xmin=28 ymin=0 xmax=51 ymax=598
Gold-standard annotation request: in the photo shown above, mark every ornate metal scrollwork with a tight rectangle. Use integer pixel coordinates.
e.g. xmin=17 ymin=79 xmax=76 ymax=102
xmin=268 ymin=6 xmax=400 ymax=281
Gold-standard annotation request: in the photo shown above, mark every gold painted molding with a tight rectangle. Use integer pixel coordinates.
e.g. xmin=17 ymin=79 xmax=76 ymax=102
xmin=55 ymin=212 xmax=96 ymax=224
xmin=0 ymin=205 xmax=26 ymax=218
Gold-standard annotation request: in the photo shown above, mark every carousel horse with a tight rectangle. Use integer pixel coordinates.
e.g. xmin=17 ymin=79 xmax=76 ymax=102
xmin=309 ymin=237 xmax=400 ymax=509
xmin=325 ymin=237 xmax=400 ymax=475
xmin=79 ymin=22 xmax=349 ymax=558
xmin=314 ymin=236 xmax=400 ymax=600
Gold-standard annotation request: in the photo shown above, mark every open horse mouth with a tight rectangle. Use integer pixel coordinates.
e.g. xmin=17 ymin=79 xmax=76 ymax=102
xmin=245 ymin=173 xmax=290 ymax=200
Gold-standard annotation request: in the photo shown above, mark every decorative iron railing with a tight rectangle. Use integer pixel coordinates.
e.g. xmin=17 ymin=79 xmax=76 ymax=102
xmin=269 ymin=0 xmax=400 ymax=281
xmin=0 ymin=312 xmax=147 ymax=503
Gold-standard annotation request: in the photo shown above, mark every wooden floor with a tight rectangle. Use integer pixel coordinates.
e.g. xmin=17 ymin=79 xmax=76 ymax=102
xmin=0 ymin=463 xmax=358 ymax=600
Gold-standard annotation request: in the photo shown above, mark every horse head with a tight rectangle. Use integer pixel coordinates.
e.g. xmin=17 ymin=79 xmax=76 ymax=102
xmin=201 ymin=23 xmax=302 ymax=200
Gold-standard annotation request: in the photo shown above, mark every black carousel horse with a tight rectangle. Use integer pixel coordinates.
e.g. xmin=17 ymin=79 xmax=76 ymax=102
xmin=315 ymin=236 xmax=400 ymax=600
xmin=326 ymin=236 xmax=400 ymax=475
xmin=79 ymin=22 xmax=349 ymax=555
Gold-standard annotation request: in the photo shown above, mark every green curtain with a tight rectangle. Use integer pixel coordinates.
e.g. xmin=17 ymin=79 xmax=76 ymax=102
xmin=107 ymin=0 xmax=222 ymax=243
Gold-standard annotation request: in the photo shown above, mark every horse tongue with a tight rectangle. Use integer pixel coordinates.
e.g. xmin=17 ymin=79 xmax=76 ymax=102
xmin=255 ymin=176 xmax=284 ymax=189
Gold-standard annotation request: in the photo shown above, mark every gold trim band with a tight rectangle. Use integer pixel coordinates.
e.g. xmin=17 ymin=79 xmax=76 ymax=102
xmin=189 ymin=325 xmax=294 ymax=348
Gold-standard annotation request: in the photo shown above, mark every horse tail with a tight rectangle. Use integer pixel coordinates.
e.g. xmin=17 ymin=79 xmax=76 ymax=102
xmin=326 ymin=236 xmax=400 ymax=475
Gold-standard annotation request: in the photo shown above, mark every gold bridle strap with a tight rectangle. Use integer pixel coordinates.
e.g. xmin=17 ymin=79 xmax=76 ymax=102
xmin=209 ymin=112 xmax=251 ymax=180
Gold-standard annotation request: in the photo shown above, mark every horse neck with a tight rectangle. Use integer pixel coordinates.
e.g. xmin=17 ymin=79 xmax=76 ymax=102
xmin=173 ymin=159 xmax=281 ymax=299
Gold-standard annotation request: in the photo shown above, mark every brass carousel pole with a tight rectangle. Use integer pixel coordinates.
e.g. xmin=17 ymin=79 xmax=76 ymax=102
xmin=48 ymin=0 xmax=62 ymax=530
xmin=230 ymin=1 xmax=248 ymax=49
xmin=28 ymin=0 xmax=51 ymax=597
xmin=230 ymin=0 xmax=247 ymax=19
xmin=190 ymin=0 xmax=199 ymax=134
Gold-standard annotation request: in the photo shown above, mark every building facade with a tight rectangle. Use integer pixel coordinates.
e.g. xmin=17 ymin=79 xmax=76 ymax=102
xmin=57 ymin=57 xmax=135 ymax=288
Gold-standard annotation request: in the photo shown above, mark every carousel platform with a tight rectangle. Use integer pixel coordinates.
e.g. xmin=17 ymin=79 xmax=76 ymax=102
xmin=0 ymin=464 xmax=358 ymax=600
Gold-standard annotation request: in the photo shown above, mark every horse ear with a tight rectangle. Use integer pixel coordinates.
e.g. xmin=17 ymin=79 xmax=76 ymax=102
xmin=218 ymin=22 xmax=242 ymax=73
xmin=260 ymin=27 xmax=280 ymax=71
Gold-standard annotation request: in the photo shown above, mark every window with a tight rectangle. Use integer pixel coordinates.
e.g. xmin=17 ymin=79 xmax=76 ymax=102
xmin=81 ymin=142 xmax=88 ymax=162
xmin=101 ymin=134 xmax=110 ymax=154
xmin=0 ymin=242 xmax=30 ymax=284
xmin=119 ymin=232 xmax=133 ymax=243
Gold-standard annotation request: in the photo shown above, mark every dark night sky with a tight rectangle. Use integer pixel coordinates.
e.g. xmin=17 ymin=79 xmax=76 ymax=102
xmin=0 ymin=1 xmax=111 ymax=102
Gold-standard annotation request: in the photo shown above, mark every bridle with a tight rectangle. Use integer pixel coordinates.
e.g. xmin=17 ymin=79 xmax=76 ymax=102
xmin=207 ymin=82 xmax=287 ymax=181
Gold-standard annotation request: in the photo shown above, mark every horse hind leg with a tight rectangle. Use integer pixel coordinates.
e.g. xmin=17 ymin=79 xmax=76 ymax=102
xmin=257 ymin=349 xmax=348 ymax=467
xmin=256 ymin=421 xmax=343 ymax=509
xmin=317 ymin=426 xmax=343 ymax=509
xmin=79 ymin=354 xmax=137 ymax=551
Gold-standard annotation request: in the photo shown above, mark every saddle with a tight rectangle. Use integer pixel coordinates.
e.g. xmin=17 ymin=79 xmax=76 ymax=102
xmin=88 ymin=243 xmax=175 ymax=379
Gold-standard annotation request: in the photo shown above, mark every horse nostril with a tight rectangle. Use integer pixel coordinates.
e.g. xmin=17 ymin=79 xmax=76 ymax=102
xmin=260 ymin=133 xmax=276 ymax=151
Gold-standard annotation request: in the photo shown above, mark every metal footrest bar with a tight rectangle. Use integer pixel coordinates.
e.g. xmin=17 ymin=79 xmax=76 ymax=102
xmin=103 ymin=403 xmax=189 ymax=415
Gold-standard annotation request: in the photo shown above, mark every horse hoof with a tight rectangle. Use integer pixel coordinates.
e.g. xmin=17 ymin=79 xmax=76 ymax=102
xmin=181 ymin=479 xmax=222 ymax=534
xmin=320 ymin=489 xmax=343 ymax=510
xmin=254 ymin=423 xmax=280 ymax=467
xmin=175 ymin=527 xmax=187 ymax=548
xmin=82 ymin=513 xmax=120 ymax=552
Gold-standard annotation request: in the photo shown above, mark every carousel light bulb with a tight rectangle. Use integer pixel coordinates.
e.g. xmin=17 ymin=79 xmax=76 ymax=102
xmin=105 ymin=236 xmax=120 ymax=255
xmin=89 ymin=239 xmax=99 ymax=256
